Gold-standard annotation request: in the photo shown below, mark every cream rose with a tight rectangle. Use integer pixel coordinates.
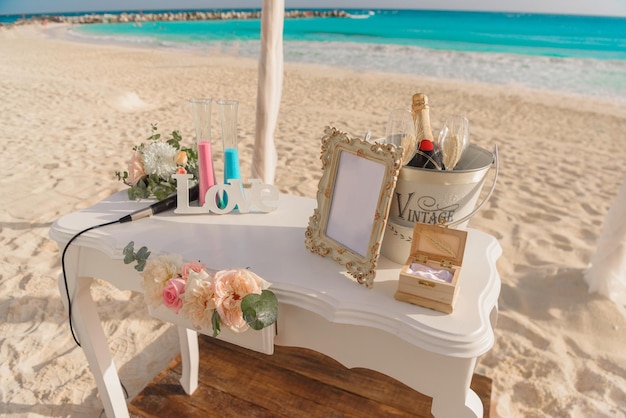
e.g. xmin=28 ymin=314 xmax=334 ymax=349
xmin=174 ymin=150 xmax=188 ymax=166
xmin=181 ymin=269 xmax=217 ymax=331
xmin=141 ymin=253 xmax=183 ymax=308
xmin=213 ymin=269 xmax=270 ymax=333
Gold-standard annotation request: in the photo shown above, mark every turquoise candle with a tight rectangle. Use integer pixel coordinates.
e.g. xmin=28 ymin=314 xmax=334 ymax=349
xmin=224 ymin=147 xmax=241 ymax=182
xmin=222 ymin=147 xmax=241 ymax=207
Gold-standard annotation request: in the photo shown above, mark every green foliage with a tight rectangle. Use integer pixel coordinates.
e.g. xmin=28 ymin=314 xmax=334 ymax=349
xmin=241 ymin=290 xmax=279 ymax=331
xmin=116 ymin=124 xmax=198 ymax=201
xmin=147 ymin=123 xmax=161 ymax=141
xmin=211 ymin=310 xmax=221 ymax=337
xmin=120 ymin=240 xmax=279 ymax=338
xmin=122 ymin=241 xmax=151 ymax=271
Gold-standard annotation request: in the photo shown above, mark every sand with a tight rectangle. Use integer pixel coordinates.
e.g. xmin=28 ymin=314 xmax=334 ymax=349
xmin=1 ymin=23 xmax=625 ymax=417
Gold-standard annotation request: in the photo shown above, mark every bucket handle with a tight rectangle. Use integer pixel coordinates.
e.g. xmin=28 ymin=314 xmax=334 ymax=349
xmin=447 ymin=144 xmax=499 ymax=228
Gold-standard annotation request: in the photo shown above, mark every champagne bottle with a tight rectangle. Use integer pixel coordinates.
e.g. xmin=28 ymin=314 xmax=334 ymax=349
xmin=411 ymin=93 xmax=434 ymax=143
xmin=407 ymin=139 xmax=443 ymax=170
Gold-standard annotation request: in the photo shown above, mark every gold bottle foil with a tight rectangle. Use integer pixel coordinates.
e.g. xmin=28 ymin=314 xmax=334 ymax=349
xmin=411 ymin=93 xmax=434 ymax=142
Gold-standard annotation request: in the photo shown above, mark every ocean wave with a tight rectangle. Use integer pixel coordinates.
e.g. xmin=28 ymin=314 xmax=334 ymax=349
xmin=67 ymin=27 xmax=161 ymax=47
xmin=67 ymin=27 xmax=626 ymax=102
xmin=346 ymin=11 xmax=375 ymax=19
xmin=277 ymin=41 xmax=626 ymax=102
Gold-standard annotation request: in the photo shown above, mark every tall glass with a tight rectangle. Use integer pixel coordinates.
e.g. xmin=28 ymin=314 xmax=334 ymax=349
xmin=385 ymin=108 xmax=417 ymax=166
xmin=217 ymin=99 xmax=241 ymax=208
xmin=189 ymin=98 xmax=215 ymax=206
xmin=438 ymin=114 xmax=469 ymax=170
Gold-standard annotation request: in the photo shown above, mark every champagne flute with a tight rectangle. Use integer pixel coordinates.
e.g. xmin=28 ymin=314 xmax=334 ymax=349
xmin=189 ymin=98 xmax=215 ymax=206
xmin=438 ymin=114 xmax=469 ymax=170
xmin=217 ymin=99 xmax=241 ymax=209
xmin=385 ymin=108 xmax=417 ymax=166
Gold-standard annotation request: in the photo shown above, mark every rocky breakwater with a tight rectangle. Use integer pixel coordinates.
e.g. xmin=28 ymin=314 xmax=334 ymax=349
xmin=4 ymin=9 xmax=348 ymax=27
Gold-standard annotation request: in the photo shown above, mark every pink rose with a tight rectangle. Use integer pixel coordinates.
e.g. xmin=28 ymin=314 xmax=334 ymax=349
xmin=176 ymin=166 xmax=187 ymax=175
xmin=126 ymin=150 xmax=146 ymax=186
xmin=162 ymin=277 xmax=186 ymax=314
xmin=213 ymin=269 xmax=269 ymax=332
xmin=180 ymin=261 xmax=206 ymax=281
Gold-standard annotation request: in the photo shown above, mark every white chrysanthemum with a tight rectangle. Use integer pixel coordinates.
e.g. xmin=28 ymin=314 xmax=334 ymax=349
xmin=142 ymin=142 xmax=178 ymax=178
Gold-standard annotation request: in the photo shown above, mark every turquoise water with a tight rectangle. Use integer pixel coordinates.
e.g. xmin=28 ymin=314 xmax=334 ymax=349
xmin=69 ymin=9 xmax=626 ymax=101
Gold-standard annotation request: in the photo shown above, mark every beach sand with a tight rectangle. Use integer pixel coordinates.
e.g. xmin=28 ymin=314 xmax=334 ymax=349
xmin=1 ymin=23 xmax=625 ymax=417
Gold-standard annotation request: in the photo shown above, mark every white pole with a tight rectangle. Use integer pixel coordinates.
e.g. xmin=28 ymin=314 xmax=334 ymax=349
xmin=252 ymin=0 xmax=284 ymax=185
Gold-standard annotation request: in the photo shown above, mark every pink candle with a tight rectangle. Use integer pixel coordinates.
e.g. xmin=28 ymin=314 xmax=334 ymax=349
xmin=198 ymin=141 xmax=216 ymax=206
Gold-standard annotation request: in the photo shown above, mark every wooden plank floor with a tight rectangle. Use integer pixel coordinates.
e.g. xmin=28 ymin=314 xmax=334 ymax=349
xmin=129 ymin=335 xmax=492 ymax=418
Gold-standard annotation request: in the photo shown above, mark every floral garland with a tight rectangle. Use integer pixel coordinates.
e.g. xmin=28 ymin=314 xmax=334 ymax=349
xmin=115 ymin=124 xmax=199 ymax=201
xmin=123 ymin=242 xmax=278 ymax=336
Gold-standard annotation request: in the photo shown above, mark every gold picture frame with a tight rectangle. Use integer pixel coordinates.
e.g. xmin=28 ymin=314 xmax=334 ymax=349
xmin=305 ymin=126 xmax=403 ymax=288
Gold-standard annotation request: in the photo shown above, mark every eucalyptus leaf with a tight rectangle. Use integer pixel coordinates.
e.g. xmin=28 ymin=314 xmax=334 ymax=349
xmin=122 ymin=242 xmax=135 ymax=264
xmin=123 ymin=252 xmax=135 ymax=265
xmin=135 ymin=259 xmax=146 ymax=272
xmin=136 ymin=246 xmax=151 ymax=260
xmin=123 ymin=241 xmax=135 ymax=256
xmin=241 ymin=290 xmax=278 ymax=331
xmin=211 ymin=310 xmax=221 ymax=337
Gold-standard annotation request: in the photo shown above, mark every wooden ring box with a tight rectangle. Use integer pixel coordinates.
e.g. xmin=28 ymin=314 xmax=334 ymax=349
xmin=394 ymin=222 xmax=468 ymax=313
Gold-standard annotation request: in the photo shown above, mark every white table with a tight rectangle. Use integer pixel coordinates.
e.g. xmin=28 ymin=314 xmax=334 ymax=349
xmin=49 ymin=191 xmax=501 ymax=418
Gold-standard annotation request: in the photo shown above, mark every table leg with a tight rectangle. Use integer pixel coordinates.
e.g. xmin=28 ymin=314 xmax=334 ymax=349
xmin=275 ymin=304 xmax=485 ymax=418
xmin=57 ymin=245 xmax=129 ymax=418
xmin=430 ymin=357 xmax=483 ymax=418
xmin=177 ymin=326 xmax=199 ymax=395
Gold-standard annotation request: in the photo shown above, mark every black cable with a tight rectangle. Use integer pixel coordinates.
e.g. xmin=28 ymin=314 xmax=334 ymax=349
xmin=98 ymin=382 xmax=129 ymax=418
xmin=60 ymin=187 xmax=197 ymax=408
xmin=61 ymin=217 xmax=131 ymax=412
xmin=61 ymin=219 xmax=121 ymax=347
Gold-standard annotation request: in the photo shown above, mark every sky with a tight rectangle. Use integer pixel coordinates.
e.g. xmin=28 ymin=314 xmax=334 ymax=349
xmin=1 ymin=0 xmax=626 ymax=17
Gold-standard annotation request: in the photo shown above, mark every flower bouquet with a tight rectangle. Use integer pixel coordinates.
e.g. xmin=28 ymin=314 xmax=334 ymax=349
xmin=123 ymin=242 xmax=278 ymax=336
xmin=116 ymin=124 xmax=198 ymax=201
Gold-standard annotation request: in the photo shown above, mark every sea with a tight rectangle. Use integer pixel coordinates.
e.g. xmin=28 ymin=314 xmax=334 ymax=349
xmin=6 ymin=9 xmax=626 ymax=102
